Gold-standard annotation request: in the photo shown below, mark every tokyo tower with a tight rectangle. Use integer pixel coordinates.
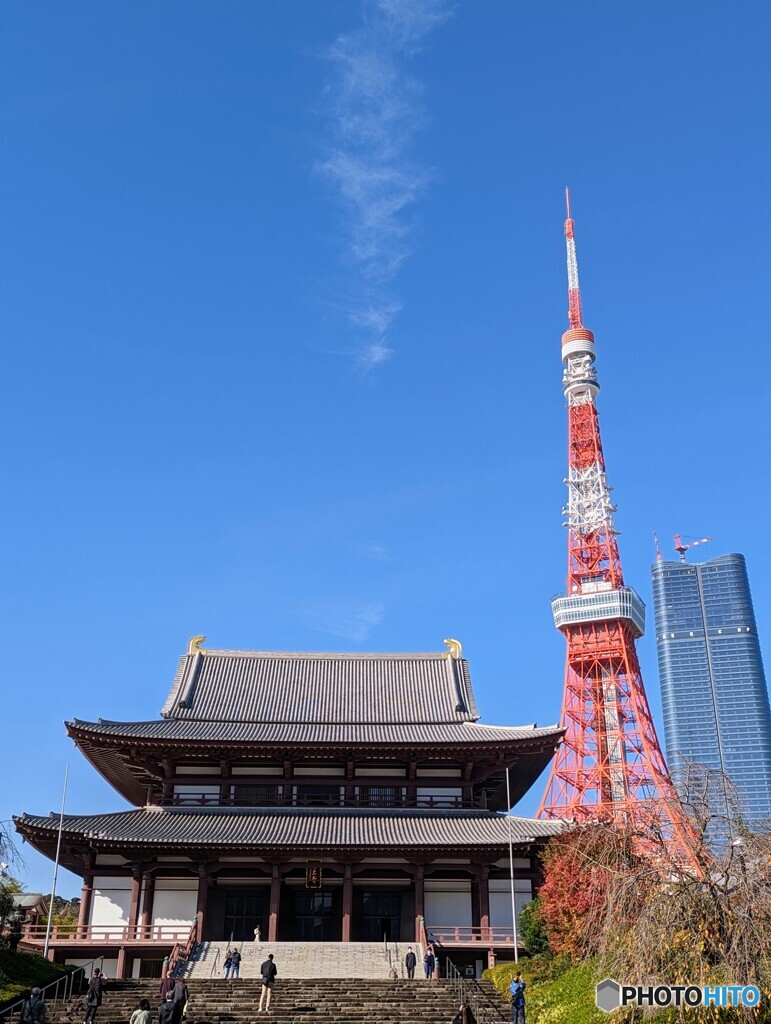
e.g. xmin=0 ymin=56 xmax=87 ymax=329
xmin=538 ymin=191 xmax=694 ymax=853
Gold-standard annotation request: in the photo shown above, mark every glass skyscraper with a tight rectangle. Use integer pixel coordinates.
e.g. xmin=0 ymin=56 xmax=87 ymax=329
xmin=651 ymin=553 xmax=771 ymax=832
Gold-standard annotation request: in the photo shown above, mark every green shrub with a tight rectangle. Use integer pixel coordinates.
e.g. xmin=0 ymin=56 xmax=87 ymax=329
xmin=0 ymin=949 xmax=74 ymax=1009
xmin=519 ymin=896 xmax=549 ymax=956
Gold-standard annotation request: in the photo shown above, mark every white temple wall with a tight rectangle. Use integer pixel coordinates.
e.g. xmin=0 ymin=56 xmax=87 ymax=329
xmin=90 ymin=876 xmax=131 ymax=933
xmin=424 ymin=880 xmax=472 ymax=926
xmin=489 ymin=879 xmax=533 ymax=930
xmin=152 ymin=879 xmax=197 ymax=928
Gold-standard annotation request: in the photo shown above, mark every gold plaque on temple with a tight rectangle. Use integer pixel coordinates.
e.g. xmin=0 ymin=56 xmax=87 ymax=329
xmin=305 ymin=860 xmax=322 ymax=889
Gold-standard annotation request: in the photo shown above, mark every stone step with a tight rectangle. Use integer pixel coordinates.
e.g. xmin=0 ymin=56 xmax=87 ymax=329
xmin=43 ymin=978 xmax=510 ymax=1024
xmin=183 ymin=941 xmax=417 ymax=981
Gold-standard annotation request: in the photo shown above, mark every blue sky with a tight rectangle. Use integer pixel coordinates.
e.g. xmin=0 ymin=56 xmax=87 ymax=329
xmin=1 ymin=1 xmax=769 ymax=897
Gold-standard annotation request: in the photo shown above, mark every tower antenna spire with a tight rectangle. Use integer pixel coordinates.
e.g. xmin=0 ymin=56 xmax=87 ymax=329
xmin=564 ymin=187 xmax=583 ymax=329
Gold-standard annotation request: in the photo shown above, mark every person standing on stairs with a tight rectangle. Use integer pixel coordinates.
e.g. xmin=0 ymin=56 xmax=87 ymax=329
xmin=223 ymin=950 xmax=233 ymax=979
xmin=423 ymin=946 xmax=436 ymax=980
xmin=129 ymin=999 xmax=152 ymax=1024
xmin=158 ymin=991 xmax=175 ymax=1024
xmin=230 ymin=947 xmax=242 ymax=979
xmin=83 ymin=969 xmax=106 ymax=1024
xmin=257 ymin=953 xmax=277 ymax=1013
xmin=405 ymin=948 xmax=417 ymax=979
xmin=171 ymin=979 xmax=189 ymax=1024
xmin=452 ymin=1001 xmax=477 ymax=1024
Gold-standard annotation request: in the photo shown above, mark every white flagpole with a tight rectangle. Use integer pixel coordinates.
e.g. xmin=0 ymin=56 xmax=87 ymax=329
xmin=505 ymin=766 xmax=519 ymax=964
xmin=43 ymin=764 xmax=69 ymax=960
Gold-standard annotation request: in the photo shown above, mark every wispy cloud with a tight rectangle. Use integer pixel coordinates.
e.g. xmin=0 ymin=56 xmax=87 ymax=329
xmin=300 ymin=598 xmax=386 ymax=643
xmin=352 ymin=539 xmax=390 ymax=562
xmin=319 ymin=0 xmax=451 ymax=369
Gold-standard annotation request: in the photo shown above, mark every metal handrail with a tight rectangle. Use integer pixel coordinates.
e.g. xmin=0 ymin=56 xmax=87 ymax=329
xmin=0 ymin=956 xmax=104 ymax=1023
xmin=209 ymin=947 xmax=221 ymax=979
xmin=445 ymin=958 xmax=506 ymax=1024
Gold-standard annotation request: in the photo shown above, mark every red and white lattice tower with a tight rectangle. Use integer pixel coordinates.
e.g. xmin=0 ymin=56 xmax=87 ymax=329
xmin=538 ymin=191 xmax=695 ymax=855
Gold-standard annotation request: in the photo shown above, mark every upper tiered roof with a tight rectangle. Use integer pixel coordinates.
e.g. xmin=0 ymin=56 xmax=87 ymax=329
xmin=161 ymin=648 xmax=480 ymax=722
xmin=61 ymin=643 xmax=563 ymax=807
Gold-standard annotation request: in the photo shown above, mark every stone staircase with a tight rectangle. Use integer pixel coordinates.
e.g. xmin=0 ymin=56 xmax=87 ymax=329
xmin=46 ymin=978 xmax=511 ymax=1024
xmin=182 ymin=942 xmax=415 ymax=981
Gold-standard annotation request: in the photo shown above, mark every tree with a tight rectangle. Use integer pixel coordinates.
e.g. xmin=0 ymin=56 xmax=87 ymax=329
xmin=0 ymin=821 xmax=22 ymax=932
xmin=518 ymin=896 xmax=549 ymax=956
xmin=535 ymin=767 xmax=771 ymax=1021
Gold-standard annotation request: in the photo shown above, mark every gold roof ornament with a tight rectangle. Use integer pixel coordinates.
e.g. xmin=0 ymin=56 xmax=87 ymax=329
xmin=187 ymin=635 xmax=207 ymax=657
xmin=443 ymin=638 xmax=462 ymax=661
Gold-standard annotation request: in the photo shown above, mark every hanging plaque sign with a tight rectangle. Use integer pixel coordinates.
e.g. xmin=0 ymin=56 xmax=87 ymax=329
xmin=305 ymin=860 xmax=323 ymax=890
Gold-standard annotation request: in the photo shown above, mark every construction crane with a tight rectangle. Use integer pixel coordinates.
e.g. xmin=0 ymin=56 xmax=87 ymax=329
xmin=673 ymin=534 xmax=712 ymax=562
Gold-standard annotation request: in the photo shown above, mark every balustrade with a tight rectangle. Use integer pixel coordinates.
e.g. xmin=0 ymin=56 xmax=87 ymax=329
xmin=164 ymin=788 xmax=482 ymax=809
xmin=425 ymin=924 xmax=520 ymax=945
xmin=20 ymin=923 xmax=192 ymax=944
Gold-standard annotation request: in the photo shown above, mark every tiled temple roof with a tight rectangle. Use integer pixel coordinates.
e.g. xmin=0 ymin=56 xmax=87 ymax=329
xmin=69 ymin=718 xmax=562 ymax=746
xmin=16 ymin=807 xmax=563 ymax=857
xmin=160 ymin=650 xmax=480 ymax=723
xmin=59 ymin=646 xmax=564 ymax=809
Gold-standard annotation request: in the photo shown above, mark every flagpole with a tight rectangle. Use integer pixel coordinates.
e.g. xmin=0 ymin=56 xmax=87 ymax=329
xmin=43 ymin=764 xmax=69 ymax=960
xmin=505 ymin=766 xmax=519 ymax=964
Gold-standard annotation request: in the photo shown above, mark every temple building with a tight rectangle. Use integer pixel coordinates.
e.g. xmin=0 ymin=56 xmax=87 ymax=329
xmin=15 ymin=639 xmax=563 ymax=978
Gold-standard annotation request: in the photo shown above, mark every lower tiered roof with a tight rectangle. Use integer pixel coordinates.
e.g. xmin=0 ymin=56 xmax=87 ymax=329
xmin=16 ymin=807 xmax=563 ymax=871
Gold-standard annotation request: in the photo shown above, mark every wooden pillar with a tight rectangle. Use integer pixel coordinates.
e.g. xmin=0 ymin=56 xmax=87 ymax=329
xmin=268 ymin=864 xmax=280 ymax=942
xmin=414 ymin=864 xmax=424 ymax=943
xmin=77 ymin=874 xmax=94 ymax=938
xmin=220 ymin=758 xmax=232 ymax=806
xmin=341 ymin=864 xmax=353 ymax=942
xmin=344 ymin=761 xmax=355 ymax=807
xmin=196 ymin=865 xmax=209 ymax=942
xmin=128 ymin=869 xmax=142 ymax=941
xmin=161 ymin=757 xmax=174 ymax=804
xmin=141 ymin=873 xmax=156 ymax=938
xmin=470 ymin=874 xmax=480 ymax=931
xmin=479 ymin=868 xmax=490 ymax=943
xmin=116 ymin=946 xmax=127 ymax=979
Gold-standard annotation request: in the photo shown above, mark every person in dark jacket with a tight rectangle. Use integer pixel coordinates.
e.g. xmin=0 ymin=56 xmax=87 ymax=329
xmin=423 ymin=948 xmax=436 ymax=979
xmin=83 ymin=970 xmax=106 ymax=1024
xmin=159 ymin=976 xmax=174 ymax=1003
xmin=22 ymin=988 xmax=46 ymax=1024
xmin=257 ymin=953 xmax=277 ymax=1013
xmin=404 ymin=948 xmax=417 ymax=979
xmin=171 ymin=980 xmax=189 ymax=1024
xmin=230 ymin=948 xmax=242 ymax=979
xmin=158 ymin=991 xmax=176 ymax=1024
